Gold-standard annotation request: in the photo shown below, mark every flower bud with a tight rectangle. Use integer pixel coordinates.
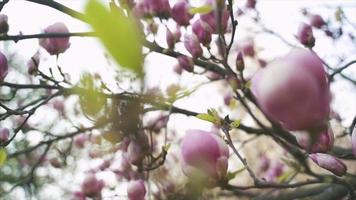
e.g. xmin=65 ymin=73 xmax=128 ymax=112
xmin=238 ymin=39 xmax=255 ymax=57
xmin=127 ymin=179 xmax=146 ymax=200
xmin=200 ymin=0 xmax=229 ymax=33
xmin=181 ymin=129 xmax=229 ymax=185
xmin=72 ymin=191 xmax=86 ymax=200
xmin=205 ymin=71 xmax=222 ymax=80
xmin=39 ymin=22 xmax=70 ymax=55
xmin=252 ymin=49 xmax=330 ymax=131
xmin=81 ymin=174 xmax=105 ymax=197
xmin=184 ymin=34 xmax=203 ymax=58
xmin=0 ymin=14 xmax=9 ymax=34
xmin=171 ymin=0 xmax=192 ymax=26
xmin=309 ymin=153 xmax=347 ymax=176
xmin=49 ymin=157 xmax=62 ymax=168
xmin=173 ymin=64 xmax=183 ymax=75
xmin=0 ymin=51 xmax=8 ymax=82
xmin=297 ymin=22 xmax=315 ymax=48
xmin=0 ymin=128 xmax=9 ymax=144
xmin=74 ymin=134 xmax=87 ymax=148
xmin=264 ymin=162 xmax=284 ymax=182
xmin=295 ymin=128 xmax=334 ymax=153
xmin=258 ymin=154 xmax=270 ymax=173
xmin=177 ymin=55 xmax=194 ymax=72
xmin=351 ymin=126 xmax=356 ymax=157
xmin=235 ymin=51 xmax=244 ymax=71
xmin=245 ymin=0 xmax=257 ymax=9
xmin=27 ymin=52 xmax=40 ymax=75
xmin=127 ymin=140 xmax=144 ymax=165
xmin=192 ymin=20 xmax=213 ymax=46
xmin=166 ymin=29 xmax=176 ymax=49
xmin=226 ymin=75 xmax=241 ymax=90
xmin=310 ymin=14 xmax=326 ymax=29
xmin=136 ymin=0 xmax=171 ymax=18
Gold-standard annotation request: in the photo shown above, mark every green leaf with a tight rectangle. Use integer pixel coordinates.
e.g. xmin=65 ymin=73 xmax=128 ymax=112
xmin=0 ymin=148 xmax=7 ymax=166
xmin=85 ymin=0 xmax=143 ymax=75
xmin=196 ymin=113 xmax=216 ymax=123
xmin=163 ymin=143 xmax=171 ymax=152
xmin=230 ymin=119 xmax=241 ymax=128
xmin=189 ymin=5 xmax=213 ymax=14
xmin=227 ymin=167 xmax=246 ymax=180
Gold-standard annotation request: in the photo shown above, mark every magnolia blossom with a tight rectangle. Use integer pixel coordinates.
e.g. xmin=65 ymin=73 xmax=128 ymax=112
xmin=171 ymin=0 xmax=192 ymax=26
xmin=177 ymin=55 xmax=194 ymax=72
xmin=0 ymin=128 xmax=9 ymax=143
xmin=295 ymin=128 xmax=334 ymax=153
xmin=297 ymin=22 xmax=315 ymax=47
xmin=235 ymin=51 xmax=244 ymax=71
xmin=81 ymin=174 xmax=105 ymax=197
xmin=184 ymin=34 xmax=202 ymax=58
xmin=39 ymin=22 xmax=71 ymax=55
xmin=127 ymin=140 xmax=144 ymax=165
xmin=237 ymin=39 xmax=255 ymax=57
xmin=310 ymin=14 xmax=326 ymax=29
xmin=127 ymin=179 xmax=146 ymax=200
xmin=0 ymin=51 xmax=8 ymax=82
xmin=181 ymin=129 xmax=229 ymax=186
xmin=309 ymin=153 xmax=347 ymax=176
xmin=0 ymin=14 xmax=9 ymax=34
xmin=252 ymin=49 xmax=330 ymax=131
xmin=135 ymin=0 xmax=170 ymax=18
xmin=192 ymin=20 xmax=213 ymax=46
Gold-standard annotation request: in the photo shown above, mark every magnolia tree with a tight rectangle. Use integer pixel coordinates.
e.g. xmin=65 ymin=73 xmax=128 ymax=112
xmin=0 ymin=0 xmax=355 ymax=199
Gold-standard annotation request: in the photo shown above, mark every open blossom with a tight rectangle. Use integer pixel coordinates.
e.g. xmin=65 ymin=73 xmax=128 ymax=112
xmin=297 ymin=22 xmax=315 ymax=47
xmin=295 ymin=128 xmax=334 ymax=153
xmin=0 ymin=51 xmax=8 ymax=82
xmin=0 ymin=128 xmax=9 ymax=143
xmin=171 ymin=0 xmax=192 ymax=26
xmin=192 ymin=20 xmax=213 ymax=46
xmin=39 ymin=22 xmax=71 ymax=55
xmin=309 ymin=153 xmax=347 ymax=176
xmin=81 ymin=174 xmax=104 ymax=197
xmin=127 ymin=179 xmax=146 ymax=200
xmin=0 ymin=14 xmax=9 ymax=34
xmin=252 ymin=49 xmax=330 ymax=131
xmin=181 ymin=129 xmax=229 ymax=186
xmin=184 ymin=34 xmax=203 ymax=58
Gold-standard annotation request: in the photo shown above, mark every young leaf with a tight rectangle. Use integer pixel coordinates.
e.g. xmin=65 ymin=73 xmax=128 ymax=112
xmin=196 ymin=113 xmax=216 ymax=123
xmin=0 ymin=148 xmax=7 ymax=166
xmin=227 ymin=167 xmax=246 ymax=180
xmin=230 ymin=119 xmax=241 ymax=128
xmin=85 ymin=0 xmax=143 ymax=75
xmin=189 ymin=5 xmax=213 ymax=14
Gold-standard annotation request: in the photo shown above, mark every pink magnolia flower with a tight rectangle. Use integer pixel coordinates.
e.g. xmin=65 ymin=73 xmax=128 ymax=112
xmin=237 ymin=39 xmax=255 ymax=57
xmin=0 ymin=128 xmax=9 ymax=143
xmin=235 ymin=51 xmax=245 ymax=71
xmin=127 ymin=179 xmax=146 ymax=200
xmin=74 ymin=134 xmax=87 ymax=148
xmin=127 ymin=140 xmax=144 ymax=165
xmin=184 ymin=34 xmax=203 ymax=58
xmin=0 ymin=14 xmax=9 ymax=34
xmin=295 ymin=128 xmax=334 ymax=153
xmin=192 ymin=20 xmax=213 ymax=46
xmin=27 ymin=52 xmax=40 ymax=75
xmin=135 ymin=0 xmax=170 ymax=18
xmin=171 ymin=0 xmax=192 ymax=26
xmin=177 ymin=55 xmax=194 ymax=72
xmin=297 ymin=22 xmax=315 ymax=47
xmin=246 ymin=0 xmax=257 ymax=9
xmin=81 ymin=174 xmax=105 ymax=197
xmin=200 ymin=7 xmax=229 ymax=34
xmin=181 ymin=129 xmax=229 ymax=185
xmin=252 ymin=49 xmax=330 ymax=131
xmin=0 ymin=51 xmax=8 ymax=82
xmin=39 ymin=22 xmax=71 ymax=55
xmin=310 ymin=14 xmax=326 ymax=29
xmin=309 ymin=153 xmax=347 ymax=176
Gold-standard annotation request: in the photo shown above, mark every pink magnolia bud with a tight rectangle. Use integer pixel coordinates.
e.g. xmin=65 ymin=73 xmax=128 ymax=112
xmin=27 ymin=52 xmax=40 ymax=75
xmin=252 ymin=49 xmax=330 ymax=131
xmin=171 ymin=0 xmax=192 ymax=26
xmin=351 ymin=126 xmax=356 ymax=157
xmin=258 ymin=154 xmax=270 ymax=173
xmin=200 ymin=0 xmax=229 ymax=34
xmin=127 ymin=179 xmax=146 ymax=200
xmin=137 ymin=0 xmax=171 ymax=18
xmin=81 ymin=174 xmax=105 ymax=197
xmin=246 ymin=0 xmax=257 ymax=9
xmin=39 ymin=22 xmax=71 ymax=55
xmin=166 ymin=29 xmax=176 ymax=49
xmin=309 ymin=153 xmax=347 ymax=176
xmin=258 ymin=58 xmax=267 ymax=68
xmin=0 ymin=14 xmax=9 ymax=34
xmin=74 ymin=134 xmax=87 ymax=148
xmin=297 ymin=22 xmax=315 ymax=47
xmin=177 ymin=55 xmax=194 ymax=72
xmin=72 ymin=191 xmax=86 ymax=200
xmin=181 ymin=129 xmax=229 ymax=184
xmin=184 ymin=34 xmax=203 ymax=58
xmin=0 ymin=128 xmax=9 ymax=143
xmin=264 ymin=162 xmax=284 ymax=182
xmin=127 ymin=140 xmax=144 ymax=165
xmin=235 ymin=51 xmax=245 ymax=71
xmin=310 ymin=14 xmax=326 ymax=29
xmin=192 ymin=20 xmax=213 ymax=46
xmin=238 ymin=39 xmax=255 ymax=57
xmin=49 ymin=157 xmax=62 ymax=168
xmin=295 ymin=128 xmax=334 ymax=153
xmin=173 ymin=64 xmax=183 ymax=75
xmin=223 ymin=94 xmax=233 ymax=106
xmin=205 ymin=71 xmax=222 ymax=80
xmin=0 ymin=51 xmax=8 ymax=82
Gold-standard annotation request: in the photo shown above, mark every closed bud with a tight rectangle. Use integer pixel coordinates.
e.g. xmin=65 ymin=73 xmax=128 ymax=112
xmin=351 ymin=126 xmax=356 ymax=157
xmin=74 ymin=134 xmax=87 ymax=148
xmin=177 ymin=55 xmax=194 ymax=72
xmin=0 ymin=14 xmax=9 ymax=34
xmin=0 ymin=52 xmax=8 ymax=82
xmin=246 ymin=0 xmax=257 ymax=9
xmin=297 ymin=22 xmax=315 ymax=48
xmin=136 ymin=0 xmax=171 ymax=18
xmin=235 ymin=51 xmax=245 ymax=71
xmin=27 ymin=52 xmax=40 ymax=75
xmin=49 ymin=157 xmax=62 ymax=168
xmin=309 ymin=153 xmax=347 ymax=176
xmin=252 ymin=49 xmax=330 ymax=131
xmin=81 ymin=174 xmax=105 ymax=197
xmin=127 ymin=140 xmax=144 ymax=165
xmin=192 ymin=20 xmax=213 ymax=46
xmin=171 ymin=0 xmax=192 ymax=26
xmin=310 ymin=14 xmax=326 ymax=29
xmin=181 ymin=129 xmax=229 ymax=186
xmin=166 ymin=29 xmax=177 ymax=49
xmin=127 ymin=179 xmax=146 ymax=200
xmin=184 ymin=34 xmax=203 ymax=58
xmin=200 ymin=0 xmax=229 ymax=33
xmin=0 ymin=128 xmax=9 ymax=144
xmin=39 ymin=22 xmax=71 ymax=55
